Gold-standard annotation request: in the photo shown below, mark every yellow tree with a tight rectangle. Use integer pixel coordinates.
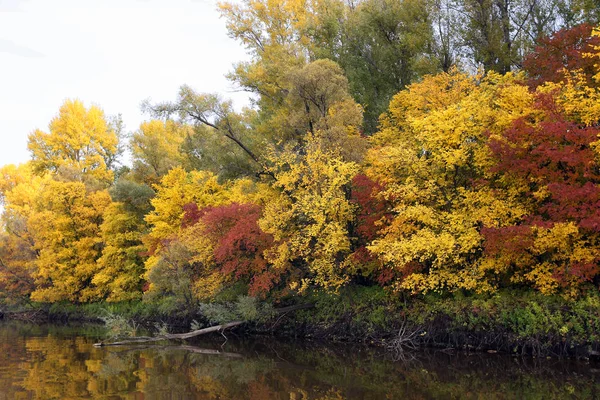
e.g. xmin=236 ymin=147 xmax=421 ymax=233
xmin=94 ymin=180 xmax=155 ymax=301
xmin=130 ymin=119 xmax=194 ymax=185
xmin=0 ymin=164 xmax=49 ymax=301
xmin=27 ymin=99 xmax=119 ymax=186
xmin=28 ymin=180 xmax=111 ymax=302
xmin=366 ymin=68 xmax=536 ymax=294
xmin=259 ymin=134 xmax=359 ymax=293
xmin=143 ymin=168 xmax=231 ymax=298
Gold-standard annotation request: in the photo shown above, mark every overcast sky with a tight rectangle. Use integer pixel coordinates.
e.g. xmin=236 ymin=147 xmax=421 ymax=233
xmin=0 ymin=0 xmax=250 ymax=167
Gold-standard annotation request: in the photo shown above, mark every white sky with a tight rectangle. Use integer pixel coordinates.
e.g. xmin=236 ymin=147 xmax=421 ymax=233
xmin=0 ymin=0 xmax=250 ymax=167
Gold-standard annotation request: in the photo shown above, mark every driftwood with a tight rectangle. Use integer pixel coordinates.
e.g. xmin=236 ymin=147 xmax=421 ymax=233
xmin=94 ymin=321 xmax=244 ymax=347
xmin=94 ymin=303 xmax=314 ymax=347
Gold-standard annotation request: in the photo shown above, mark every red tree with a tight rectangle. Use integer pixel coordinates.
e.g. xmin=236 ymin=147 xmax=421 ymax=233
xmin=349 ymin=174 xmax=394 ymax=284
xmin=485 ymin=95 xmax=600 ymax=286
xmin=198 ymin=203 xmax=277 ymax=296
xmin=523 ymin=23 xmax=600 ymax=89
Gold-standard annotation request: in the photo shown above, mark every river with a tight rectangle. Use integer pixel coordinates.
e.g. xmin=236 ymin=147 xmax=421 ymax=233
xmin=0 ymin=320 xmax=598 ymax=399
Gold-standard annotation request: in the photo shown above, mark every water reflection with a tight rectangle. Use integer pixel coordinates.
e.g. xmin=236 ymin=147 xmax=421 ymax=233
xmin=0 ymin=320 xmax=598 ymax=399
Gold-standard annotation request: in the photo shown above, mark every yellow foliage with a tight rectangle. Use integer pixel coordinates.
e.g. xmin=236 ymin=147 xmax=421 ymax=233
xmin=28 ymin=181 xmax=111 ymax=302
xmin=143 ymin=168 xmax=275 ymax=299
xmin=259 ymin=134 xmax=359 ymax=292
xmin=145 ymin=168 xmax=229 ymax=247
xmin=27 ymin=99 xmax=118 ymax=185
xmin=539 ymin=74 xmax=600 ymax=127
xmin=366 ymin=69 xmax=535 ymax=294
xmin=130 ymin=119 xmax=193 ymax=185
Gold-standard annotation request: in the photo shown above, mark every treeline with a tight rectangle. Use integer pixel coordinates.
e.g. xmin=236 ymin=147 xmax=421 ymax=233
xmin=1 ymin=0 xmax=600 ymax=310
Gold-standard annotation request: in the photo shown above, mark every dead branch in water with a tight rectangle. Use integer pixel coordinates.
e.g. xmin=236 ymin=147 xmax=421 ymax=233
xmin=386 ymin=319 xmax=422 ymax=360
xmin=94 ymin=321 xmax=244 ymax=347
xmin=94 ymin=303 xmax=314 ymax=347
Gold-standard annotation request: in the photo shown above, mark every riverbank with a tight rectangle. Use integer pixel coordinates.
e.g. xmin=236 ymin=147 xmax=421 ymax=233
xmin=3 ymin=287 xmax=600 ymax=359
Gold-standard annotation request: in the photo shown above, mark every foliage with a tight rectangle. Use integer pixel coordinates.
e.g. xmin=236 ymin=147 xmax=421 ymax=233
xmin=366 ymin=69 xmax=535 ymax=294
xmin=260 ymin=134 xmax=359 ymax=293
xmin=29 ymin=181 xmax=111 ymax=302
xmin=191 ymin=203 xmax=276 ymax=297
xmin=524 ymin=23 xmax=600 ymax=88
xmin=483 ymin=96 xmax=600 ymax=295
xmin=94 ymin=202 xmax=147 ymax=302
xmin=3 ymin=16 xmax=600 ymax=333
xmin=27 ymin=99 xmax=119 ymax=186
xmin=100 ymin=311 xmax=139 ymax=339
xmin=129 ymin=119 xmax=193 ymax=185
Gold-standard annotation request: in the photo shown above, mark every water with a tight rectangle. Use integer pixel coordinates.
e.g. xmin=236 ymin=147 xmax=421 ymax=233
xmin=0 ymin=320 xmax=598 ymax=399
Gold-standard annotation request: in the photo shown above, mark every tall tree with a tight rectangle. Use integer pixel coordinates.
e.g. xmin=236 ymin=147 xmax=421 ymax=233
xmin=27 ymin=99 xmax=119 ymax=186
xmin=366 ymin=69 xmax=535 ymax=294
xmin=28 ymin=181 xmax=111 ymax=302
xmin=94 ymin=180 xmax=155 ymax=301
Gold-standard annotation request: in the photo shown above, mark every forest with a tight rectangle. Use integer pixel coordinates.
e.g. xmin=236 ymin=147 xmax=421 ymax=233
xmin=1 ymin=0 xmax=600 ymax=348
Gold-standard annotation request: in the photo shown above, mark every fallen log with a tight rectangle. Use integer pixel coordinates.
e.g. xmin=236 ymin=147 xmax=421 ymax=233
xmin=94 ymin=303 xmax=314 ymax=347
xmin=94 ymin=321 xmax=243 ymax=347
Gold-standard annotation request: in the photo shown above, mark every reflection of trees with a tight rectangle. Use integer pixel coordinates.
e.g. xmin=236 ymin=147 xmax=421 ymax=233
xmin=1 ymin=322 xmax=599 ymax=399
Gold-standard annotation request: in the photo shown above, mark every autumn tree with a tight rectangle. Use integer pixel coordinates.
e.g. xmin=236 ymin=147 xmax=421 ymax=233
xmin=483 ymin=95 xmax=600 ymax=295
xmin=366 ymin=68 xmax=535 ymax=294
xmin=143 ymin=168 xmax=232 ymax=298
xmin=94 ymin=180 xmax=155 ymax=301
xmin=219 ymin=0 xmax=439 ymax=134
xmin=523 ymin=23 xmax=600 ymax=88
xmin=0 ymin=230 xmax=36 ymax=303
xmin=143 ymin=88 xmax=265 ymax=177
xmin=180 ymin=202 xmax=276 ymax=298
xmin=259 ymin=134 xmax=359 ymax=293
xmin=0 ymin=164 xmax=49 ymax=302
xmin=129 ymin=120 xmax=194 ymax=185
xmin=28 ymin=181 xmax=112 ymax=302
xmin=27 ymin=99 xmax=119 ymax=186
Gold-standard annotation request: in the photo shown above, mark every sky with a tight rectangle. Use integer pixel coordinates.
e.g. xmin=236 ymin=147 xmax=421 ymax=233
xmin=0 ymin=0 xmax=250 ymax=167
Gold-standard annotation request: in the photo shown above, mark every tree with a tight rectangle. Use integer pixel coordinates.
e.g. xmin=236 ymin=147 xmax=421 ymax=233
xmin=143 ymin=168 xmax=232 ymax=298
xmin=366 ymin=69 xmax=535 ymax=294
xmin=93 ymin=180 xmax=155 ymax=301
xmin=0 ymin=230 xmax=36 ymax=303
xmin=144 ymin=88 xmax=266 ymax=177
xmin=259 ymin=134 xmax=359 ymax=292
xmin=27 ymin=99 xmax=119 ymax=186
xmin=219 ymin=0 xmax=438 ymax=134
xmin=484 ymin=96 xmax=600 ymax=295
xmin=523 ymin=23 xmax=600 ymax=88
xmin=28 ymin=181 xmax=111 ymax=302
xmin=0 ymin=164 xmax=49 ymax=302
xmin=173 ymin=202 xmax=277 ymax=299
xmin=129 ymin=119 xmax=193 ymax=185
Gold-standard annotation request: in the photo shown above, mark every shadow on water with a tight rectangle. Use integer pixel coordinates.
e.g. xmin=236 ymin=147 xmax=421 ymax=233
xmin=0 ymin=320 xmax=598 ymax=399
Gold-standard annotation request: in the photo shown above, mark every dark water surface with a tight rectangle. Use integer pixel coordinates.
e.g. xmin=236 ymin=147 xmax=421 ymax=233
xmin=0 ymin=320 xmax=598 ymax=399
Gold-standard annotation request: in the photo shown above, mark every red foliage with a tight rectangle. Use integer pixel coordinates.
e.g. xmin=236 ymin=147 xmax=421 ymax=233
xmin=351 ymin=174 xmax=391 ymax=243
xmin=485 ymin=96 xmax=600 ymax=286
xmin=523 ymin=23 xmax=600 ymax=89
xmin=349 ymin=174 xmax=396 ymax=282
xmin=199 ymin=203 xmax=276 ymax=296
xmin=481 ymin=225 xmax=533 ymax=257
xmin=181 ymin=202 xmax=203 ymax=228
xmin=489 ymin=98 xmax=600 ymax=232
